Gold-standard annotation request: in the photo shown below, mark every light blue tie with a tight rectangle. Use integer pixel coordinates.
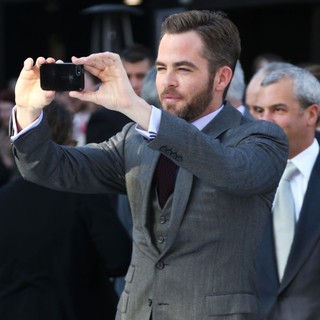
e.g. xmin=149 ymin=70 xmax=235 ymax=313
xmin=273 ymin=161 xmax=298 ymax=281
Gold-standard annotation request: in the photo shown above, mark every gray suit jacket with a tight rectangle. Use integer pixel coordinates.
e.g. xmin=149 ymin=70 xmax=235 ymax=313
xmin=12 ymin=103 xmax=288 ymax=320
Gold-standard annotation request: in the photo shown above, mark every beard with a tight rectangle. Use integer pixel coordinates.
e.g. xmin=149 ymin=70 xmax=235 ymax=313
xmin=160 ymin=74 xmax=214 ymax=122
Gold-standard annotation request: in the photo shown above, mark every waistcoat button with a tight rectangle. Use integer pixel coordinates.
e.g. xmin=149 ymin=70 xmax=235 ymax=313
xmin=159 ymin=216 xmax=166 ymax=224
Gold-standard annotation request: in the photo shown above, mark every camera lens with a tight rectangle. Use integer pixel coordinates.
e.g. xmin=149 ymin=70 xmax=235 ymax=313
xmin=75 ymin=65 xmax=82 ymax=76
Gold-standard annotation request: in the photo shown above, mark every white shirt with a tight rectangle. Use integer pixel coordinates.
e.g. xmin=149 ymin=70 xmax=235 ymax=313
xmin=10 ymin=107 xmax=44 ymax=141
xmin=281 ymin=139 xmax=319 ymax=221
xmin=237 ymin=105 xmax=246 ymax=115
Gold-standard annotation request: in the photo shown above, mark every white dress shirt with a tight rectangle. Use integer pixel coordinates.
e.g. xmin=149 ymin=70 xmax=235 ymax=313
xmin=279 ymin=139 xmax=319 ymax=221
xmin=10 ymin=107 xmax=44 ymax=141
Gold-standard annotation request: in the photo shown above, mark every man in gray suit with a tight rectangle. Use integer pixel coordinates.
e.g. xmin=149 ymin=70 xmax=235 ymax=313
xmin=11 ymin=10 xmax=288 ymax=320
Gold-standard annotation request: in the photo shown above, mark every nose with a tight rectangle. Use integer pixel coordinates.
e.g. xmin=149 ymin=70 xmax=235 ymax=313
xmin=261 ymin=111 xmax=274 ymax=122
xmin=130 ymin=77 xmax=142 ymax=94
xmin=161 ymin=70 xmax=178 ymax=88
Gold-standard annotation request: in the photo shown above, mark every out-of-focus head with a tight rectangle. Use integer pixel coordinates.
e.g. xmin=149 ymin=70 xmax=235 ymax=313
xmin=44 ymin=100 xmax=75 ymax=146
xmin=226 ymin=60 xmax=245 ymax=108
xmin=141 ymin=66 xmax=161 ymax=108
xmin=120 ymin=43 xmax=154 ymax=96
xmin=0 ymin=89 xmax=15 ymax=130
xmin=252 ymin=52 xmax=284 ymax=75
xmin=303 ymin=64 xmax=320 ymax=82
xmin=248 ymin=64 xmax=320 ymax=158
xmin=245 ymin=62 xmax=293 ymax=112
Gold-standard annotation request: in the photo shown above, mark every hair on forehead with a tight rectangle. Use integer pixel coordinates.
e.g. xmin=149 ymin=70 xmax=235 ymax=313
xmin=161 ymin=10 xmax=228 ymax=34
xmin=160 ymin=10 xmax=240 ymax=67
xmin=261 ymin=65 xmax=320 ymax=108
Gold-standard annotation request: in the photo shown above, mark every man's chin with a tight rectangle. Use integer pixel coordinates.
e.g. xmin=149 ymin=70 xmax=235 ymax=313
xmin=163 ymin=106 xmax=178 ymax=116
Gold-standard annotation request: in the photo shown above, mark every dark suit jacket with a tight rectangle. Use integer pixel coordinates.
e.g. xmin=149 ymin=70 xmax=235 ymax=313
xmin=315 ymin=130 xmax=320 ymax=144
xmin=256 ymin=151 xmax=320 ymax=319
xmin=12 ymin=103 xmax=288 ymax=320
xmin=0 ymin=178 xmax=132 ymax=320
xmin=0 ymin=155 xmax=12 ymax=186
xmin=86 ymin=107 xmax=131 ymax=144
xmin=242 ymin=105 xmax=255 ymax=120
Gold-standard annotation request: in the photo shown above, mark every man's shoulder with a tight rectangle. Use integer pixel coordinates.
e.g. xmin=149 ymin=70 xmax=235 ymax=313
xmin=224 ymin=118 xmax=288 ymax=151
xmin=241 ymin=117 xmax=286 ymax=136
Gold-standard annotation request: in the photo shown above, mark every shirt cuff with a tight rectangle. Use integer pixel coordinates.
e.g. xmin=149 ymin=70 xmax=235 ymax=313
xmin=10 ymin=106 xmax=44 ymax=141
xmin=135 ymin=106 xmax=161 ymax=140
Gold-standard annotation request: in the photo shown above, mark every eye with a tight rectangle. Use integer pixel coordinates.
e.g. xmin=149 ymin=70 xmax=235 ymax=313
xmin=178 ymin=67 xmax=191 ymax=72
xmin=156 ymin=66 xmax=166 ymax=72
xmin=136 ymin=74 xmax=146 ymax=80
xmin=252 ymin=106 xmax=264 ymax=114
xmin=274 ymin=106 xmax=286 ymax=113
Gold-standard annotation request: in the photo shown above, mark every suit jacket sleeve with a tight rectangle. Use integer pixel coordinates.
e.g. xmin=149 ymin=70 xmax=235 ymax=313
xmin=11 ymin=104 xmax=288 ymax=197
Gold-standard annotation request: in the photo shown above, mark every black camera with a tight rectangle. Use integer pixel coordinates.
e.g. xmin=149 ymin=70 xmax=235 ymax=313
xmin=40 ymin=63 xmax=85 ymax=91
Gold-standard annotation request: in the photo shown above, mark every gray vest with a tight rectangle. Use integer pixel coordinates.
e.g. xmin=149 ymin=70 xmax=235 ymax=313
xmin=150 ymin=189 xmax=173 ymax=253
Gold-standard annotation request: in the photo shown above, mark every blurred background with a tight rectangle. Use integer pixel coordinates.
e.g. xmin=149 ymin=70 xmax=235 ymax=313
xmin=0 ymin=0 xmax=319 ymax=88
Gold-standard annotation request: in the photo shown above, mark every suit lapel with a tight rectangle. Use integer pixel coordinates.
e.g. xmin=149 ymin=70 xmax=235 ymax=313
xmin=159 ymin=167 xmax=194 ymax=257
xmin=280 ymin=151 xmax=320 ymax=290
xmin=202 ymin=102 xmax=242 ymax=136
xmin=159 ymin=103 xmax=243 ymax=256
xmin=138 ymin=144 xmax=161 ymax=258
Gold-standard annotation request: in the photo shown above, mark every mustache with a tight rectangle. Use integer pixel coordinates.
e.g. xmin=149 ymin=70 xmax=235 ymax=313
xmin=160 ymin=88 xmax=182 ymax=99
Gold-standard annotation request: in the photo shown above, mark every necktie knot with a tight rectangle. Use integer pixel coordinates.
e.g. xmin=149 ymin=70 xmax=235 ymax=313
xmin=282 ymin=161 xmax=298 ymax=181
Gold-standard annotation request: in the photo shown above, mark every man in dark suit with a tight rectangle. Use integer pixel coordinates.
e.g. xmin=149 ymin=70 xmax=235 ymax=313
xmin=11 ymin=10 xmax=288 ymax=320
xmin=0 ymin=101 xmax=132 ymax=320
xmin=247 ymin=64 xmax=320 ymax=319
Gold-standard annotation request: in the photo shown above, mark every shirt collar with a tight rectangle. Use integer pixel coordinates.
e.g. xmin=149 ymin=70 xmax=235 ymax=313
xmin=191 ymin=104 xmax=224 ymax=131
xmin=290 ymin=138 xmax=319 ymax=180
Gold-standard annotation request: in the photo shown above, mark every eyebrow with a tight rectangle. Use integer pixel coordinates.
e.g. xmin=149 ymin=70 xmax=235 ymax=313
xmin=270 ymin=103 xmax=288 ymax=108
xmin=155 ymin=60 xmax=198 ymax=69
xmin=253 ymin=103 xmax=287 ymax=109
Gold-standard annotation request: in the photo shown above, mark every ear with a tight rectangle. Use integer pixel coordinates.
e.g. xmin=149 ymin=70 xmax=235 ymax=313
xmin=214 ymin=66 xmax=233 ymax=93
xmin=306 ymin=104 xmax=320 ymax=127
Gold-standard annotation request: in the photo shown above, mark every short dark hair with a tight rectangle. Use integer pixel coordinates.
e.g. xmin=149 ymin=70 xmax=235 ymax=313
xmin=160 ymin=10 xmax=241 ymax=74
xmin=44 ymin=100 xmax=74 ymax=145
xmin=120 ymin=43 xmax=154 ymax=65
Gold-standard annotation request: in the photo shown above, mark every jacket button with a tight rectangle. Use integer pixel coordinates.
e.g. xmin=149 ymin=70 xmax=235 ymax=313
xmin=156 ymin=261 xmax=164 ymax=270
xmin=148 ymin=298 xmax=152 ymax=307
xmin=159 ymin=216 xmax=166 ymax=224
xmin=158 ymin=236 xmax=164 ymax=244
